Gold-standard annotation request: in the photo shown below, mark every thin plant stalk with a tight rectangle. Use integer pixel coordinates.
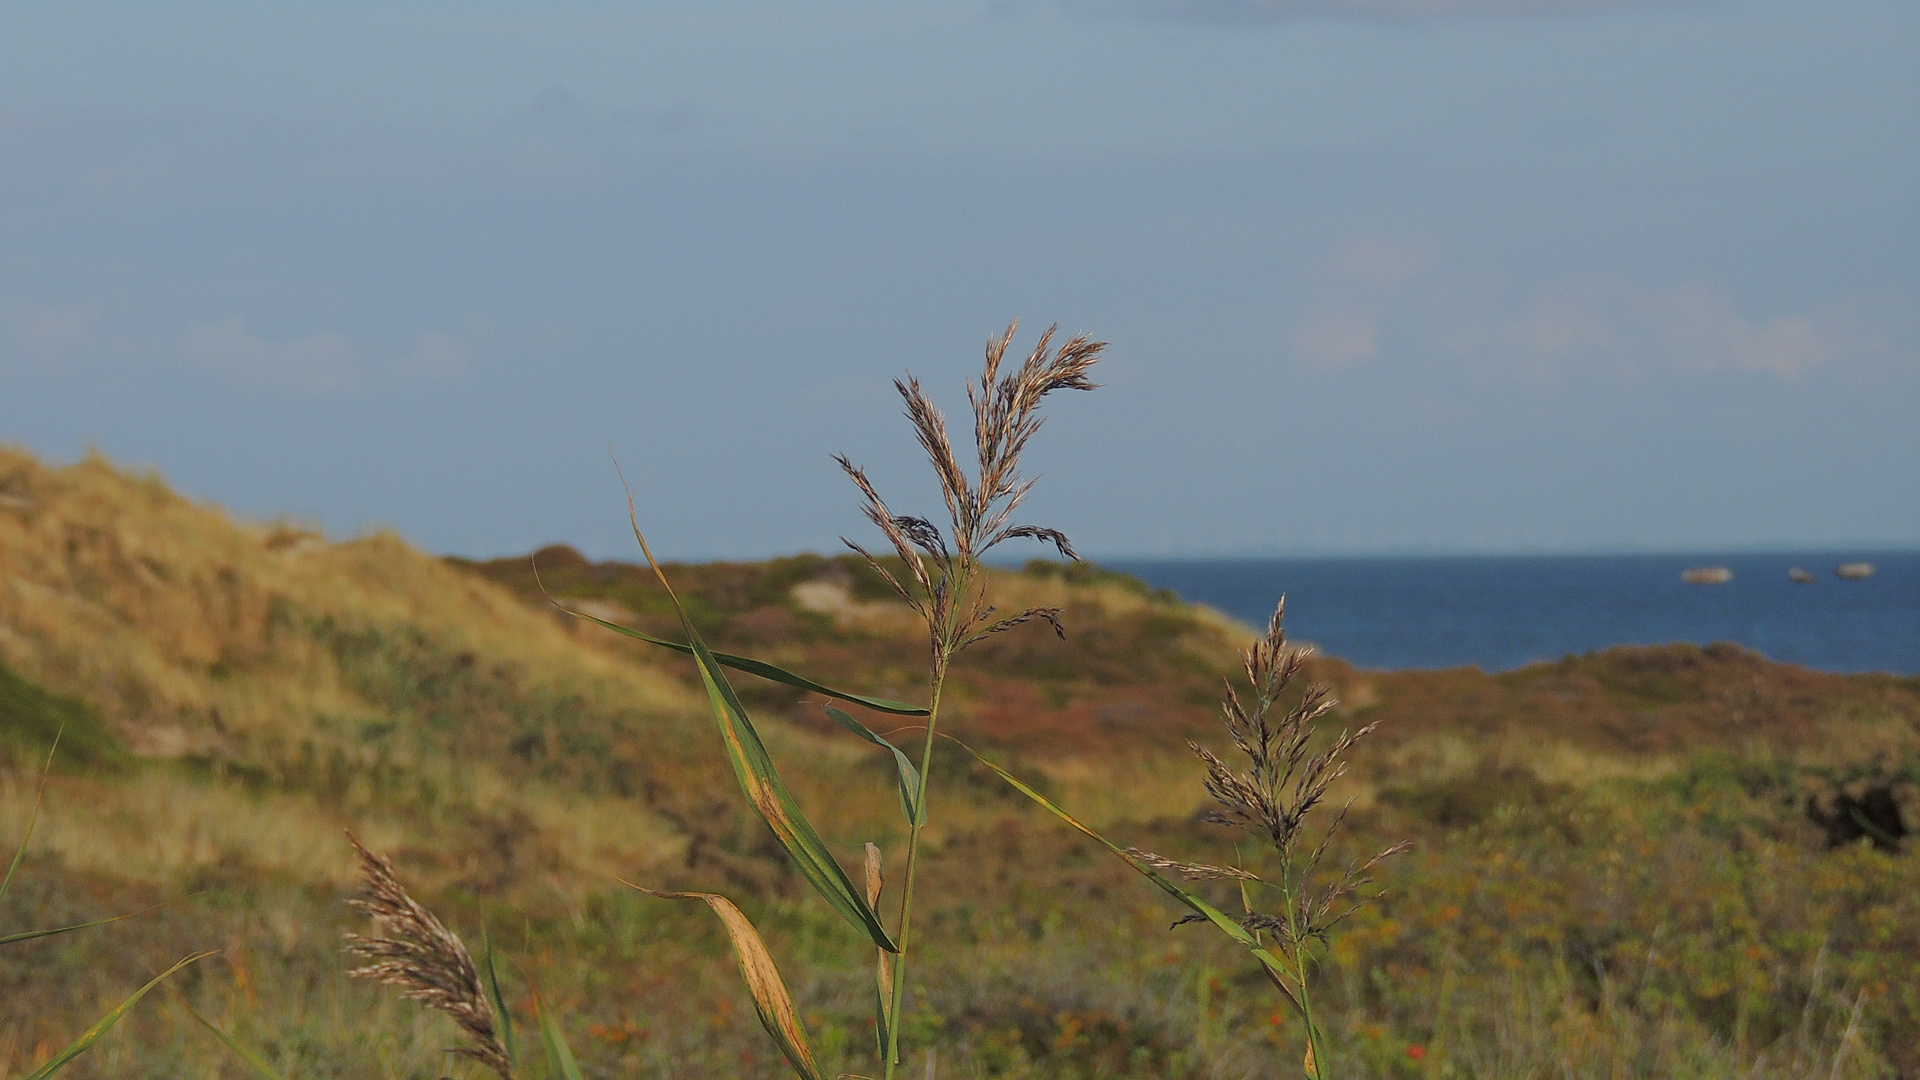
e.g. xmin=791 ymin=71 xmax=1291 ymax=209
xmin=885 ymin=623 xmax=963 ymax=1074
xmin=832 ymin=322 xmax=1102 ymax=1077
xmin=885 ymin=660 xmax=947 ymax=1074
xmin=1277 ymin=837 xmax=1327 ymax=1076
xmin=1292 ymin=891 xmax=1324 ymax=1079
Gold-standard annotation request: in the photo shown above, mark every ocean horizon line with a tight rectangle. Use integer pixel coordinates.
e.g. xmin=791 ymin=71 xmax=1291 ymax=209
xmin=1008 ymin=545 xmax=1920 ymax=569
xmin=474 ymin=542 xmax=1920 ymax=567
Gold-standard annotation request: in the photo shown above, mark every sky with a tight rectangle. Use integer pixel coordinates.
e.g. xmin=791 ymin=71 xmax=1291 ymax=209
xmin=1 ymin=0 xmax=1915 ymax=561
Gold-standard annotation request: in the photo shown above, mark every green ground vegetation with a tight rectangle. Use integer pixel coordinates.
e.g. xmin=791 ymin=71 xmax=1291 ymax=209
xmin=1 ymin=445 xmax=1916 ymax=1078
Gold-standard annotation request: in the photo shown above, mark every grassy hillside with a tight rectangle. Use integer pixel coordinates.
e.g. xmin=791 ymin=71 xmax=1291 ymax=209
xmin=0 ymin=446 xmax=713 ymax=893
xmin=2 ymin=446 xmax=1917 ymax=1079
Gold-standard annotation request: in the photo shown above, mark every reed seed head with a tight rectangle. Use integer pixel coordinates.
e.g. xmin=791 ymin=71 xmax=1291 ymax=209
xmin=343 ymin=832 xmax=514 ymax=1080
xmin=1140 ymin=599 xmax=1406 ymax=950
xmin=838 ymin=320 xmax=1102 ymax=660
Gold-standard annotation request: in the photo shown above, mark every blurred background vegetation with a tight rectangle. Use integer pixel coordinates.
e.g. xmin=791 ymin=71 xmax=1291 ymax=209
xmin=2 ymin=445 xmax=1915 ymax=1079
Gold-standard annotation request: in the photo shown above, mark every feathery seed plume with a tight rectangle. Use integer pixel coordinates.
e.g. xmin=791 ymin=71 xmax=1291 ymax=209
xmin=838 ymin=320 xmax=1103 ymax=663
xmin=343 ymin=832 xmax=515 ymax=1080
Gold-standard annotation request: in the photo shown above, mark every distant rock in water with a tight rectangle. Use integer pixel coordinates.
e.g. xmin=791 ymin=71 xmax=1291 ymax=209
xmin=1680 ymin=566 xmax=1733 ymax=584
xmin=1788 ymin=567 xmax=1818 ymax=584
xmin=1836 ymin=562 xmax=1875 ymax=580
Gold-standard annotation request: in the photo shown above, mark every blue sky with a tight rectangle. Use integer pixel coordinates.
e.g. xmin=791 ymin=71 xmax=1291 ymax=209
xmin=2 ymin=1 xmax=1914 ymax=559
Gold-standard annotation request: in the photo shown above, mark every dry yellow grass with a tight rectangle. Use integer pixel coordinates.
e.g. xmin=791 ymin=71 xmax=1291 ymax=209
xmin=0 ymin=446 xmax=697 ymax=757
xmin=0 ymin=764 xmax=688 ymax=894
xmin=1041 ymin=753 xmax=1215 ymax=828
xmin=0 ymin=445 xmax=712 ymax=899
xmin=0 ymin=443 xmax=1243 ymax=901
xmin=4 ymin=440 xmax=1913 ymax=1080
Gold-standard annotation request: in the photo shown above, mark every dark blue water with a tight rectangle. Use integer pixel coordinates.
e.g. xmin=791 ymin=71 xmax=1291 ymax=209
xmin=1106 ymin=551 xmax=1920 ymax=675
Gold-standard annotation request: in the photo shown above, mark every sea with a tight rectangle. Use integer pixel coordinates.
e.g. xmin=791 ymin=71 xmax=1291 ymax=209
xmin=1105 ymin=551 xmax=1920 ymax=676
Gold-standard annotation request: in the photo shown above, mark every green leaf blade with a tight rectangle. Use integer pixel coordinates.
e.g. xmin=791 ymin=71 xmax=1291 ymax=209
xmin=605 ymin=515 xmax=899 ymax=954
xmin=552 ymin=603 xmax=928 ymax=716
xmin=178 ymin=997 xmax=290 ymax=1080
xmin=534 ymin=995 xmax=588 ymax=1080
xmin=0 ymin=905 xmax=159 ymax=948
xmin=25 ymin=951 xmax=211 ymax=1079
xmin=2 ymin=726 xmax=62 ymax=903
xmin=482 ymin=926 xmax=519 ymax=1072
xmin=686 ymin=637 xmax=898 ymax=952
xmin=958 ymin=742 xmax=1305 ymax=1003
xmin=824 ymin=706 xmax=925 ymax=826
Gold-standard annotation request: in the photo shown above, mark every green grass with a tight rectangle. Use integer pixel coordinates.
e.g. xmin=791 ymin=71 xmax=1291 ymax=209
xmin=5 ymin=740 xmax=1912 ymax=1078
xmin=2 ymin=437 xmax=1917 ymax=1079
xmin=0 ymin=660 xmax=128 ymax=774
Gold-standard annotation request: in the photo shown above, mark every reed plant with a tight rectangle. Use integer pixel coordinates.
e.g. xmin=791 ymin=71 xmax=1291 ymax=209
xmin=5 ymin=420 xmax=1910 ymax=1076
xmin=342 ymin=832 xmax=516 ymax=1078
xmin=1122 ymin=603 xmax=1406 ymax=1078
xmin=828 ymin=323 xmax=1101 ymax=1078
xmin=571 ymin=321 xmax=1106 ymax=1080
xmin=966 ymin=600 xmax=1404 ymax=1080
xmin=340 ymin=321 xmax=1402 ymax=1080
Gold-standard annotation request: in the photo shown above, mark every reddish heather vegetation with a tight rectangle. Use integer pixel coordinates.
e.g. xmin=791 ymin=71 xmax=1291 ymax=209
xmin=2 ymin=442 xmax=1916 ymax=1079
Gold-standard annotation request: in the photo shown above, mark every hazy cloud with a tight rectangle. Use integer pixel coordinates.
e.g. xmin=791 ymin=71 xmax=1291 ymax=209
xmin=394 ymin=316 xmax=510 ymax=381
xmin=1487 ymin=282 xmax=1845 ymax=379
xmin=1290 ymin=237 xmax=1432 ymax=368
xmin=1 ymin=301 xmax=92 ymax=364
xmin=1293 ymin=308 xmax=1381 ymax=368
xmin=180 ymin=318 xmax=359 ymax=393
xmin=175 ymin=317 xmax=490 ymax=393
xmin=399 ymin=329 xmax=472 ymax=380
xmin=1332 ymin=236 xmax=1434 ymax=288
xmin=1496 ymin=287 xmax=1617 ymax=360
xmin=1294 ymin=250 xmax=1877 ymax=382
xmin=1642 ymin=285 xmax=1833 ymax=378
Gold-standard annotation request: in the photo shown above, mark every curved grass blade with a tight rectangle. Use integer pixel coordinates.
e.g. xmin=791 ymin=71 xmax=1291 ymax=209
xmin=953 ymin=740 xmax=1307 ymax=1018
xmin=618 ymin=491 xmax=897 ymax=953
xmin=681 ymin=637 xmax=899 ymax=951
xmin=536 ymin=569 xmax=927 ymax=717
xmin=2 ymin=726 xmax=61 ymax=903
xmin=1846 ymin=804 xmax=1903 ymax=849
xmin=622 ymin=881 xmax=827 ymax=1080
xmin=1 ymin=901 xmax=173 ymax=948
xmin=532 ymin=992 xmax=586 ymax=1080
xmin=481 ymin=926 xmax=519 ymax=1072
xmin=175 ymin=994 xmax=289 ymax=1080
xmin=826 ymin=706 xmax=925 ymax=826
xmin=25 ymin=951 xmax=213 ymax=1079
